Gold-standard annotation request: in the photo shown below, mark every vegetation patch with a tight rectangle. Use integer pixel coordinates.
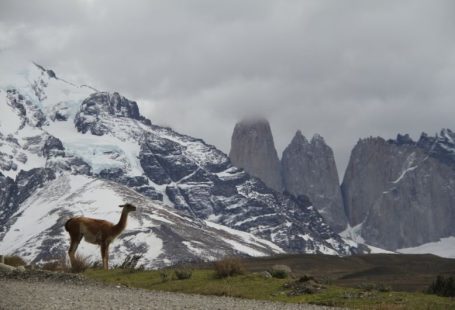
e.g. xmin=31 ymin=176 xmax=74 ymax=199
xmin=4 ymin=255 xmax=27 ymax=267
xmin=84 ymin=268 xmax=455 ymax=309
xmin=270 ymin=269 xmax=289 ymax=279
xmin=213 ymin=257 xmax=245 ymax=278
xmin=284 ymin=275 xmax=325 ymax=295
xmin=69 ymin=254 xmax=90 ymax=273
xmin=174 ymin=268 xmax=193 ymax=280
xmin=117 ymin=254 xmax=144 ymax=271
xmin=427 ymin=275 xmax=455 ymax=297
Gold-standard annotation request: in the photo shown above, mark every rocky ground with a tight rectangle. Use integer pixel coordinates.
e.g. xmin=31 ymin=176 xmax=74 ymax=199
xmin=0 ymin=270 xmax=337 ymax=310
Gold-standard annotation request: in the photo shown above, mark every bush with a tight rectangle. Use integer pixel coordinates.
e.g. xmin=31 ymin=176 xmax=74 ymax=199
xmin=160 ymin=269 xmax=172 ymax=282
xmin=174 ymin=268 xmax=193 ymax=280
xmin=213 ymin=257 xmax=245 ymax=278
xmin=270 ymin=264 xmax=291 ymax=279
xmin=70 ymin=254 xmax=90 ymax=273
xmin=270 ymin=269 xmax=289 ymax=279
xmin=428 ymin=275 xmax=455 ymax=297
xmin=4 ymin=255 xmax=27 ymax=267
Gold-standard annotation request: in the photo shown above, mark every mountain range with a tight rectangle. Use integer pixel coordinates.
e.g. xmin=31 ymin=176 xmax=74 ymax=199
xmin=3 ymin=63 xmax=452 ymax=266
xmin=0 ymin=63 xmax=359 ymax=267
xmin=229 ymin=119 xmax=455 ymax=258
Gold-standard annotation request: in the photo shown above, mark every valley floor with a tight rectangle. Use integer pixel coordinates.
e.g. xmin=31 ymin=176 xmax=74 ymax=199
xmin=85 ymin=268 xmax=455 ymax=309
xmin=2 ymin=253 xmax=455 ymax=309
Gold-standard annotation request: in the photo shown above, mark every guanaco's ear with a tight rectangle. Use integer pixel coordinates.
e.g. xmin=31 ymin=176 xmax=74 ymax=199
xmin=118 ymin=204 xmax=125 ymax=208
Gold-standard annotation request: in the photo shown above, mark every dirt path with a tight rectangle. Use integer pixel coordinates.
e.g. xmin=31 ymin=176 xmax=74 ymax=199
xmin=0 ymin=273 xmax=336 ymax=310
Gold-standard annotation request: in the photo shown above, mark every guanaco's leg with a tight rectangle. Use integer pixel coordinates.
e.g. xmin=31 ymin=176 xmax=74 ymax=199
xmin=67 ymin=220 xmax=82 ymax=268
xmin=68 ymin=234 xmax=82 ymax=268
xmin=101 ymin=242 xmax=110 ymax=270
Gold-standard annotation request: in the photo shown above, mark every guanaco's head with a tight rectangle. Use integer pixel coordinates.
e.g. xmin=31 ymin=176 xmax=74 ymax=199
xmin=119 ymin=203 xmax=137 ymax=213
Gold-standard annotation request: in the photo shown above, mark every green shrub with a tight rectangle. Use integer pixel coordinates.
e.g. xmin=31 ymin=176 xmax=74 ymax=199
xmin=174 ymin=268 xmax=193 ymax=280
xmin=270 ymin=269 xmax=289 ymax=279
xmin=428 ymin=275 xmax=455 ymax=297
xmin=4 ymin=255 xmax=27 ymax=267
xmin=160 ymin=269 xmax=172 ymax=282
xmin=213 ymin=257 xmax=245 ymax=278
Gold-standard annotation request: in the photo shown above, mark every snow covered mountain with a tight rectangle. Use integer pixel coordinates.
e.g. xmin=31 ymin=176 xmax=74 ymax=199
xmin=0 ymin=63 xmax=358 ymax=267
xmin=1 ymin=174 xmax=283 ymax=267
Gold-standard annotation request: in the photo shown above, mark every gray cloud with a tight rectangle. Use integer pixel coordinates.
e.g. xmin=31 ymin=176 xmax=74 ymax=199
xmin=1 ymin=0 xmax=455 ymax=177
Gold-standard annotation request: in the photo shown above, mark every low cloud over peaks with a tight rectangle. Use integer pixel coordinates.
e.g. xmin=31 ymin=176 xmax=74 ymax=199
xmin=1 ymin=0 xmax=455 ymax=175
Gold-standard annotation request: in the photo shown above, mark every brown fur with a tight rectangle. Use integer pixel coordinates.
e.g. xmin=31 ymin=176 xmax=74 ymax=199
xmin=64 ymin=203 xmax=137 ymax=270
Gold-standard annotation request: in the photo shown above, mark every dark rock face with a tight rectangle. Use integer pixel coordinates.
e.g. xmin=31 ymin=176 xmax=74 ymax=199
xmin=229 ymin=122 xmax=348 ymax=233
xmin=0 ymin=168 xmax=56 ymax=234
xmin=229 ymin=119 xmax=283 ymax=192
xmin=342 ymin=132 xmax=455 ymax=250
xmin=74 ymin=92 xmax=144 ymax=135
xmin=417 ymin=129 xmax=455 ymax=168
xmin=6 ymin=88 xmax=47 ymax=128
xmin=98 ymin=168 xmax=163 ymax=201
xmin=42 ymin=136 xmax=64 ymax=158
xmin=135 ymin=126 xmax=352 ymax=254
xmin=0 ymin=172 xmax=16 ymax=230
xmin=140 ymin=137 xmax=199 ymax=184
xmin=46 ymin=154 xmax=92 ymax=175
xmin=282 ymin=131 xmax=347 ymax=232
xmin=15 ymin=168 xmax=56 ymax=205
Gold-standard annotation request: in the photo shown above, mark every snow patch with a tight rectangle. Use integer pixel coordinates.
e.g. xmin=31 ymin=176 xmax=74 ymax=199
xmin=392 ymin=165 xmax=418 ymax=184
xmin=205 ymin=220 xmax=284 ymax=254
xmin=398 ymin=237 xmax=455 ymax=258
xmin=340 ymin=223 xmax=365 ymax=243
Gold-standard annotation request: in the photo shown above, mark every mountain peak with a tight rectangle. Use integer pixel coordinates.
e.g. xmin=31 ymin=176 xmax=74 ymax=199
xmin=282 ymin=131 xmax=346 ymax=232
xmin=290 ymin=130 xmax=309 ymax=145
xmin=233 ymin=118 xmax=273 ymax=138
xmin=229 ymin=118 xmax=282 ymax=191
xmin=391 ymin=133 xmax=415 ymax=146
xmin=311 ymin=133 xmax=325 ymax=144
xmin=33 ymin=62 xmax=57 ymax=79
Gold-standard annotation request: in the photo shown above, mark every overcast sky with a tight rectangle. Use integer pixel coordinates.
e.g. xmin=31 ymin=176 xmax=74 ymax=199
xmin=1 ymin=0 xmax=455 ymax=177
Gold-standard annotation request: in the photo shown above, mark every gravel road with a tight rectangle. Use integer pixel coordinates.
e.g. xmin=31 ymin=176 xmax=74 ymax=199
xmin=0 ymin=271 xmax=337 ymax=310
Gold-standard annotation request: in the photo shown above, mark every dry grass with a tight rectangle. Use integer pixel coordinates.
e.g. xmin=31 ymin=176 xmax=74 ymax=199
xmin=213 ymin=257 xmax=245 ymax=278
xmin=70 ymin=254 xmax=90 ymax=273
xmin=41 ymin=256 xmax=68 ymax=272
xmin=40 ymin=254 xmax=89 ymax=273
xmin=4 ymin=255 xmax=27 ymax=267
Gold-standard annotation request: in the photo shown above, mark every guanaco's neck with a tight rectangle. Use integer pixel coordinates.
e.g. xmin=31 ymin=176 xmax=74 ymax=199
xmin=112 ymin=209 xmax=129 ymax=236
